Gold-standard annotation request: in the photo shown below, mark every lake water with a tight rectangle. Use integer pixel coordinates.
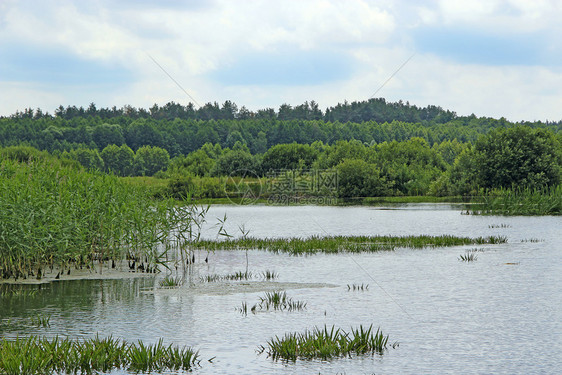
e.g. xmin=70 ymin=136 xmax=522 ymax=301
xmin=1 ymin=204 xmax=561 ymax=374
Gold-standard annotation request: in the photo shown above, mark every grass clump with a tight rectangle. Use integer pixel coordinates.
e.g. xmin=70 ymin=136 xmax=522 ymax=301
xmin=458 ymin=252 xmax=478 ymax=262
xmin=259 ymin=325 xmax=397 ymax=361
xmin=261 ymin=270 xmax=278 ymax=280
xmin=158 ymin=275 xmax=183 ymax=288
xmin=29 ymin=315 xmax=51 ymax=328
xmin=239 ymin=291 xmax=306 ymax=315
xmin=0 ymin=336 xmax=199 ymax=374
xmin=200 ymin=270 xmax=253 ymax=283
xmin=347 ymin=283 xmax=369 ymax=291
xmin=194 ymin=235 xmax=507 ymax=255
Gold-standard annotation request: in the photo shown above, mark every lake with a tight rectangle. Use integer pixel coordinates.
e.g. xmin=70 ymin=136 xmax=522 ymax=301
xmin=1 ymin=204 xmax=561 ymax=374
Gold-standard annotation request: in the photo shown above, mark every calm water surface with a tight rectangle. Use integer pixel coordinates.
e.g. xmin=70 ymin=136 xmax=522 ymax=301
xmin=1 ymin=204 xmax=561 ymax=374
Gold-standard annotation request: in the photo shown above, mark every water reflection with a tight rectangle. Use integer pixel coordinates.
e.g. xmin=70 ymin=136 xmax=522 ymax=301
xmin=1 ymin=205 xmax=561 ymax=374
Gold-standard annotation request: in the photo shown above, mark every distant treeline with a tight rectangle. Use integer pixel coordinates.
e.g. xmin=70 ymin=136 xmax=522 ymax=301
xmin=2 ymin=98 xmax=561 ymax=156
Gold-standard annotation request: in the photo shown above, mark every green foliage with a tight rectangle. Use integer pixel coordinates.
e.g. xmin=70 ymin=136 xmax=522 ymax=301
xmin=133 ymin=145 xmax=170 ymax=176
xmin=335 ymin=159 xmax=389 ymax=198
xmin=261 ymin=143 xmax=318 ymax=172
xmin=92 ymin=123 xmax=124 ymax=150
xmin=101 ymin=144 xmax=134 ymax=176
xmin=67 ymin=147 xmax=104 ymax=170
xmin=473 ymin=126 xmax=561 ymax=189
xmin=0 ymin=146 xmax=49 ymax=163
xmin=212 ymin=149 xmax=258 ymax=176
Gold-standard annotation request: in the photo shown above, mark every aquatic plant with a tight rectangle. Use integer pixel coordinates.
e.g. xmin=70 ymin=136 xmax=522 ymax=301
xmin=259 ymin=325 xmax=397 ymax=361
xmin=193 ymin=235 xmax=507 ymax=255
xmin=0 ymin=155 xmax=223 ymax=281
xmin=158 ymin=275 xmax=183 ymax=288
xmin=0 ymin=287 xmax=38 ymax=298
xmin=239 ymin=291 xmax=306 ymax=315
xmin=521 ymin=238 xmax=544 ymax=243
xmin=488 ymin=223 xmax=512 ymax=228
xmin=471 ymin=185 xmax=562 ymax=216
xmin=261 ymin=270 xmax=279 ymax=280
xmin=200 ymin=270 xmax=254 ymax=283
xmin=29 ymin=315 xmax=51 ymax=328
xmin=458 ymin=252 xmax=478 ymax=262
xmin=258 ymin=291 xmax=307 ymax=311
xmin=347 ymin=283 xmax=369 ymax=291
xmin=0 ymin=335 xmax=199 ymax=374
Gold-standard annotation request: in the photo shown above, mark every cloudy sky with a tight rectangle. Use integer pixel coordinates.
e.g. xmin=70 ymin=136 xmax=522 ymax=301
xmin=1 ymin=0 xmax=561 ymax=121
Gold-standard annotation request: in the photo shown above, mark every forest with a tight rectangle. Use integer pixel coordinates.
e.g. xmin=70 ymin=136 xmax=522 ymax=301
xmin=1 ymin=98 xmax=561 ymax=211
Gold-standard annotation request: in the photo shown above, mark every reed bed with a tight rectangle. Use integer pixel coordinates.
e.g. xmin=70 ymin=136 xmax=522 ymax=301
xmin=0 ymin=336 xmax=199 ymax=374
xmin=193 ymin=235 xmax=507 ymax=255
xmin=472 ymin=185 xmax=562 ymax=215
xmin=259 ymin=325 xmax=397 ymax=361
xmin=0 ymin=157 xmax=187 ymax=281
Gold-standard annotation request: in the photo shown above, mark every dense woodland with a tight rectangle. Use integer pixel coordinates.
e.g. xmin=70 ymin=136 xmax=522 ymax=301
xmin=1 ymin=98 xmax=561 ymax=199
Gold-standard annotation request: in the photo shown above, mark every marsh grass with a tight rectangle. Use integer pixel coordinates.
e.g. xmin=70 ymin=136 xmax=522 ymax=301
xmin=458 ymin=252 xmax=478 ymax=262
xmin=259 ymin=325 xmax=397 ymax=361
xmin=347 ymin=284 xmax=369 ymax=291
xmin=29 ymin=315 xmax=51 ymax=328
xmin=0 ymin=336 xmax=199 ymax=374
xmin=200 ymin=271 xmax=253 ymax=283
xmin=0 ymin=155 xmax=217 ymax=281
xmin=158 ymin=275 xmax=183 ymax=288
xmin=521 ymin=238 xmax=544 ymax=243
xmin=261 ymin=270 xmax=279 ymax=280
xmin=193 ymin=235 xmax=507 ymax=255
xmin=488 ymin=223 xmax=512 ymax=228
xmin=0 ymin=286 xmax=38 ymax=298
xmin=472 ymin=185 xmax=562 ymax=215
xmin=239 ymin=291 xmax=307 ymax=315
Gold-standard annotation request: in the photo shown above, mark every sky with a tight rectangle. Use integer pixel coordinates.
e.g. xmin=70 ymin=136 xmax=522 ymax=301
xmin=1 ymin=0 xmax=561 ymax=121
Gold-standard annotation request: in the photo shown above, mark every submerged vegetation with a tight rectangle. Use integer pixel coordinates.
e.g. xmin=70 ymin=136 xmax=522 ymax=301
xmin=0 ymin=336 xmax=199 ymax=374
xmin=194 ymin=235 xmax=507 ymax=255
xmin=259 ymin=325 xmax=397 ymax=361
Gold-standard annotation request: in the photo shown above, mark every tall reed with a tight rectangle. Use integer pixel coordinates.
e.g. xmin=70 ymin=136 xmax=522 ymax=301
xmin=0 ymin=156 xmax=178 ymax=280
xmin=472 ymin=185 xmax=562 ymax=215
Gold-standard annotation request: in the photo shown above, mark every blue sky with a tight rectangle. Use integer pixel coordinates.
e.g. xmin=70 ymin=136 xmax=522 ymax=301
xmin=1 ymin=0 xmax=561 ymax=121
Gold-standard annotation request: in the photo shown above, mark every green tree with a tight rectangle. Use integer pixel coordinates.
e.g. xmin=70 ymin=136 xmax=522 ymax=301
xmin=133 ymin=145 xmax=170 ymax=176
xmin=92 ymin=123 xmax=124 ymax=150
xmin=212 ymin=149 xmax=257 ymax=176
xmin=474 ymin=126 xmax=561 ymax=189
xmin=261 ymin=143 xmax=318 ymax=172
xmin=69 ymin=148 xmax=104 ymax=171
xmin=101 ymin=144 xmax=134 ymax=176
xmin=336 ymin=159 xmax=390 ymax=198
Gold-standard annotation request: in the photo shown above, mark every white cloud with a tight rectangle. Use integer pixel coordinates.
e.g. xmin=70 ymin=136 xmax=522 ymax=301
xmin=1 ymin=0 xmax=561 ymax=121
